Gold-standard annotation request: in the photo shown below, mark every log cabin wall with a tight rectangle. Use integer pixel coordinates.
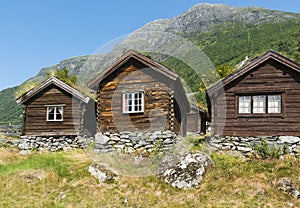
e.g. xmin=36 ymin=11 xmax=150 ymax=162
xmin=173 ymin=98 xmax=182 ymax=135
xmin=97 ymin=58 xmax=175 ymax=133
xmin=24 ymin=85 xmax=82 ymax=136
xmin=212 ymin=59 xmax=300 ymax=136
xmin=187 ymin=110 xmax=200 ymax=133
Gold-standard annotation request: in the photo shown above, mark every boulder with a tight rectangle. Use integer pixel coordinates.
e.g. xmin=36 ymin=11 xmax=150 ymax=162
xmin=95 ymin=133 xmax=110 ymax=145
xmin=274 ymin=177 xmax=300 ymax=199
xmin=88 ymin=164 xmax=115 ymax=183
xmin=0 ymin=138 xmax=7 ymax=144
xmin=159 ymin=152 xmax=213 ymax=189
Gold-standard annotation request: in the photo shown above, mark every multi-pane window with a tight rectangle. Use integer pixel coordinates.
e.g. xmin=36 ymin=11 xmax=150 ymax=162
xmin=268 ymin=95 xmax=281 ymax=113
xmin=47 ymin=106 xmax=63 ymax=121
xmin=238 ymin=94 xmax=281 ymax=114
xmin=238 ymin=96 xmax=251 ymax=114
xmin=122 ymin=91 xmax=144 ymax=113
xmin=253 ymin=95 xmax=266 ymax=113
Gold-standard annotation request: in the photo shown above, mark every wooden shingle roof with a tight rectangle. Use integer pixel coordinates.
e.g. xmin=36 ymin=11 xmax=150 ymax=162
xmin=16 ymin=77 xmax=90 ymax=104
xmin=207 ymin=51 xmax=300 ymax=96
xmin=87 ymin=50 xmax=190 ymax=111
xmin=87 ymin=50 xmax=180 ymax=90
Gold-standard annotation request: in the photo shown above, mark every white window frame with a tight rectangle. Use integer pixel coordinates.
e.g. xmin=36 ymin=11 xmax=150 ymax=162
xmin=122 ymin=91 xmax=144 ymax=114
xmin=267 ymin=95 xmax=281 ymax=113
xmin=253 ymin=95 xmax=266 ymax=114
xmin=46 ymin=106 xmax=64 ymax=121
xmin=238 ymin=94 xmax=282 ymax=114
xmin=238 ymin=96 xmax=251 ymax=114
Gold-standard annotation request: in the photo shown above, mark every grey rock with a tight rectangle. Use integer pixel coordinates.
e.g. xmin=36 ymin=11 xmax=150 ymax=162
xmin=163 ymin=138 xmax=174 ymax=144
xmin=275 ymin=177 xmax=300 ymax=199
xmin=159 ymin=152 xmax=213 ymax=189
xmin=221 ymin=146 xmax=231 ymax=150
xmin=278 ymin=136 xmax=300 ymax=144
xmin=95 ymin=133 xmax=110 ymax=145
xmin=88 ymin=164 xmax=115 ymax=183
xmin=19 ymin=150 xmax=32 ymax=155
xmin=10 ymin=140 xmax=20 ymax=146
xmin=236 ymin=146 xmax=252 ymax=152
xmin=111 ymin=136 xmax=120 ymax=141
xmin=108 ymin=141 xmax=116 ymax=145
xmin=222 ymin=142 xmax=234 ymax=147
xmin=145 ymin=144 xmax=154 ymax=149
xmin=120 ymin=139 xmax=131 ymax=143
xmin=0 ymin=139 xmax=7 ymax=144
xmin=114 ymin=144 xmax=125 ymax=149
xmin=209 ymin=143 xmax=222 ymax=149
xmin=120 ymin=134 xmax=129 ymax=139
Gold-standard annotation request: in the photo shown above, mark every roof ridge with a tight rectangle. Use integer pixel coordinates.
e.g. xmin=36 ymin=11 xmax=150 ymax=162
xmin=16 ymin=76 xmax=90 ymax=104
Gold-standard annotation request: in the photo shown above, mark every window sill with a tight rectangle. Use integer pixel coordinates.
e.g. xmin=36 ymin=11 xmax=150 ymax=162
xmin=46 ymin=120 xmax=64 ymax=122
xmin=122 ymin=112 xmax=144 ymax=115
xmin=237 ymin=113 xmax=283 ymax=118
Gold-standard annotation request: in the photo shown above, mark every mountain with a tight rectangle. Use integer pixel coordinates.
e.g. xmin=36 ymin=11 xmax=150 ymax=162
xmin=1 ymin=3 xmax=300 ymax=123
xmin=0 ymin=87 xmax=23 ymax=123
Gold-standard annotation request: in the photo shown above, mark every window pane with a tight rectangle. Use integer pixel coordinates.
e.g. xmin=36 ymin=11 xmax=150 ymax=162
xmin=268 ymin=95 xmax=281 ymax=113
xmin=48 ymin=107 xmax=55 ymax=120
xmin=238 ymin=96 xmax=251 ymax=114
xmin=253 ymin=95 xmax=266 ymax=113
xmin=123 ymin=92 xmax=144 ymax=113
xmin=56 ymin=107 xmax=63 ymax=120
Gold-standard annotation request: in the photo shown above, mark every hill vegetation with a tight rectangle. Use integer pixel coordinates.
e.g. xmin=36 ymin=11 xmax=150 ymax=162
xmin=0 ymin=87 xmax=22 ymax=123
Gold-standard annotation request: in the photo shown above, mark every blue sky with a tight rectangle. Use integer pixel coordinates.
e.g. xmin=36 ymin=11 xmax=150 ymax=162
xmin=0 ymin=0 xmax=300 ymax=90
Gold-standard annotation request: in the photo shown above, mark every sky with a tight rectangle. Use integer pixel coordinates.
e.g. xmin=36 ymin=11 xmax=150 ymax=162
xmin=0 ymin=0 xmax=300 ymax=91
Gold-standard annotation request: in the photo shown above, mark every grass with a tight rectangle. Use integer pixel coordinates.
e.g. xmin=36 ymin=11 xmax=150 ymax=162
xmin=0 ymin=146 xmax=299 ymax=207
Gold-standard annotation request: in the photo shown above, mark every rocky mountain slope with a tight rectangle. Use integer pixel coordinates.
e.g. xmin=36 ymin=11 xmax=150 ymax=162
xmin=1 ymin=3 xmax=300 ymax=122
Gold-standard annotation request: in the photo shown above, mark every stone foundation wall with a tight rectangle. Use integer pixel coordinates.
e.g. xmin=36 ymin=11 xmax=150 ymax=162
xmin=208 ymin=135 xmax=300 ymax=157
xmin=15 ymin=135 xmax=94 ymax=151
xmin=94 ymin=131 xmax=179 ymax=154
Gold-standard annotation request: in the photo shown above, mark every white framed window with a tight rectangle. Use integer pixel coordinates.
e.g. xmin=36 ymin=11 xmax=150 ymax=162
xmin=238 ymin=96 xmax=251 ymax=114
xmin=253 ymin=95 xmax=266 ymax=113
xmin=122 ymin=91 xmax=144 ymax=113
xmin=238 ymin=94 xmax=282 ymax=114
xmin=47 ymin=106 xmax=63 ymax=121
xmin=268 ymin=95 xmax=281 ymax=113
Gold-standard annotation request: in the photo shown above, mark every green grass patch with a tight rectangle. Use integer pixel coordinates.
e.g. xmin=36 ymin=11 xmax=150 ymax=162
xmin=0 ymin=152 xmax=70 ymax=178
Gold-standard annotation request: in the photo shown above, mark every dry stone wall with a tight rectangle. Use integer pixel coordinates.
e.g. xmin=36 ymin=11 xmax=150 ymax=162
xmin=94 ymin=131 xmax=179 ymax=154
xmin=2 ymin=131 xmax=180 ymax=154
xmin=208 ymin=135 xmax=300 ymax=157
xmin=13 ymin=135 xmax=93 ymax=151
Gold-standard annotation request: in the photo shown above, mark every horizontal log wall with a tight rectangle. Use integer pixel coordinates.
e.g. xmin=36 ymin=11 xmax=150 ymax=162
xmin=24 ymin=85 xmax=82 ymax=136
xmin=98 ymin=59 xmax=174 ymax=133
xmin=212 ymin=60 xmax=300 ymax=136
xmin=187 ymin=113 xmax=200 ymax=132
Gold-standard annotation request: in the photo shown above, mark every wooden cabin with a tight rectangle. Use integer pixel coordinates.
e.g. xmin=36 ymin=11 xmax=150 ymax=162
xmin=88 ymin=50 xmax=190 ymax=136
xmin=186 ymin=105 xmax=207 ymax=134
xmin=16 ymin=77 xmax=96 ymax=136
xmin=207 ymin=51 xmax=300 ymax=137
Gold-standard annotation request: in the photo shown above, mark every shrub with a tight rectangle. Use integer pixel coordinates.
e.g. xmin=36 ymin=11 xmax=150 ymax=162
xmin=252 ymin=140 xmax=283 ymax=159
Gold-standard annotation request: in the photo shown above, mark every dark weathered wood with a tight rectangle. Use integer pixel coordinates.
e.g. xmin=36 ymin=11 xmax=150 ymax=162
xmin=23 ymin=86 xmax=81 ymax=136
xmin=93 ymin=52 xmax=189 ymax=136
xmin=208 ymin=51 xmax=300 ymax=136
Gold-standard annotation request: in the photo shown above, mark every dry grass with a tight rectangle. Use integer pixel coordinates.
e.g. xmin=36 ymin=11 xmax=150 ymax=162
xmin=0 ymin=147 xmax=299 ymax=207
